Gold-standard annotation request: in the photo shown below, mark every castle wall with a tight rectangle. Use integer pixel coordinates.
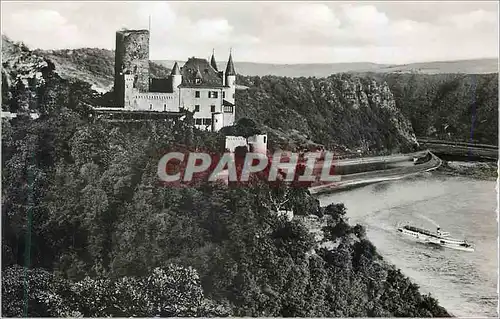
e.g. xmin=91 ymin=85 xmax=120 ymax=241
xmin=248 ymin=134 xmax=268 ymax=154
xmin=212 ymin=112 xmax=224 ymax=132
xmin=223 ymin=109 xmax=235 ymax=127
xmin=225 ymin=136 xmax=248 ymax=152
xmin=129 ymin=92 xmax=179 ymax=112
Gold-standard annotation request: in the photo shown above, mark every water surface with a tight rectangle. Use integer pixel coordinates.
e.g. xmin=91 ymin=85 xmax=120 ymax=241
xmin=319 ymin=173 xmax=498 ymax=317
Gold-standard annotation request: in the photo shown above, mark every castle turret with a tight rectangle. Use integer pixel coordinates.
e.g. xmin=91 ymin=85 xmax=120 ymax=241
xmin=171 ymin=61 xmax=182 ymax=91
xmin=210 ymin=49 xmax=218 ymax=71
xmin=225 ymin=51 xmax=236 ymax=104
xmin=225 ymin=51 xmax=236 ymax=87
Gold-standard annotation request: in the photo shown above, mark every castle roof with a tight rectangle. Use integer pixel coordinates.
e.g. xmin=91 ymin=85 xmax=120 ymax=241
xmin=195 ymin=66 xmax=202 ymax=79
xmin=223 ymin=99 xmax=234 ymax=106
xmin=150 ymin=78 xmax=174 ymax=93
xmin=210 ymin=50 xmax=218 ymax=71
xmin=180 ymin=57 xmax=223 ymax=88
xmin=171 ymin=61 xmax=181 ymax=75
xmin=225 ymin=52 xmax=235 ymax=76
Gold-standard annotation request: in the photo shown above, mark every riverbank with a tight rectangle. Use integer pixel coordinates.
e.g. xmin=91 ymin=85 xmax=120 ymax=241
xmin=436 ymin=160 xmax=498 ymax=181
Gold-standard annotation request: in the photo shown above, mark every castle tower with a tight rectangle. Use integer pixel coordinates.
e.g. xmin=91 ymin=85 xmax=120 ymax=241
xmin=225 ymin=50 xmax=236 ymax=104
xmin=114 ymin=29 xmax=150 ymax=107
xmin=170 ymin=61 xmax=182 ymax=91
xmin=221 ymin=50 xmax=236 ymax=128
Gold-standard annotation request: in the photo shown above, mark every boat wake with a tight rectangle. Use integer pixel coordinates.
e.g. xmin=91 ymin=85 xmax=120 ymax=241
xmin=416 ymin=214 xmax=440 ymax=228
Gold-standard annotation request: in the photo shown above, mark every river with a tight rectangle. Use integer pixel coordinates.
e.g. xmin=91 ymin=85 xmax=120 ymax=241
xmin=318 ymin=172 xmax=498 ymax=317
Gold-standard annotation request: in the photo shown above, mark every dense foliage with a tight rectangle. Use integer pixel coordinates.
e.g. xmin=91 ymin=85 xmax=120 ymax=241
xmin=362 ymin=73 xmax=499 ymax=145
xmin=2 ymin=264 xmax=230 ymax=317
xmin=2 ymin=39 xmax=452 ymax=317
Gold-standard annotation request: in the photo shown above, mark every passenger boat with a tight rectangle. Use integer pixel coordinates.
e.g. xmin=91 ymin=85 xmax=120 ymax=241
xmin=397 ymin=225 xmax=474 ymax=252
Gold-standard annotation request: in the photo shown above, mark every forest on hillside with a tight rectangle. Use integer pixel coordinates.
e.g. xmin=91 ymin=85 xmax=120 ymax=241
xmin=356 ymin=73 xmax=499 ymax=145
xmin=2 ymin=42 xmax=450 ymax=317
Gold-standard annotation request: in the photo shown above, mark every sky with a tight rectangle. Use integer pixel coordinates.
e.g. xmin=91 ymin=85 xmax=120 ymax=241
xmin=1 ymin=1 xmax=498 ymax=64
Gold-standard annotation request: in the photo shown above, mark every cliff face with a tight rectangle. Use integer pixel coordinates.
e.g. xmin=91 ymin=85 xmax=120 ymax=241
xmin=2 ymin=37 xmax=46 ymax=82
xmin=358 ymin=72 xmax=499 ymax=145
xmin=2 ymin=35 xmax=54 ymax=113
xmin=236 ymin=74 xmax=418 ymax=153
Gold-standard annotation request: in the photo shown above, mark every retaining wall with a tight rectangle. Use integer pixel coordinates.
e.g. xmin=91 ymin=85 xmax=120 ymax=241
xmin=309 ymin=151 xmax=441 ymax=195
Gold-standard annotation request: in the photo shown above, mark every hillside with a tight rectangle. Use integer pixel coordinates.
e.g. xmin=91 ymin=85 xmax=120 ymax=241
xmin=154 ymin=58 xmax=498 ymax=78
xmin=35 ymin=48 xmax=171 ymax=93
xmin=365 ymin=73 xmax=499 ymax=145
xmin=364 ymin=59 xmax=498 ymax=75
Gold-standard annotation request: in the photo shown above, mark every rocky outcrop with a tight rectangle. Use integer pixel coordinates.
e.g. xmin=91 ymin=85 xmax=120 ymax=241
xmin=236 ymin=74 xmax=418 ymax=153
xmin=2 ymin=35 xmax=53 ymax=113
xmin=362 ymin=72 xmax=499 ymax=146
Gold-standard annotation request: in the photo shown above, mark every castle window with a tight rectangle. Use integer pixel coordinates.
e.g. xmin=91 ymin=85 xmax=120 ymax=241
xmin=195 ymin=91 xmax=200 ymax=98
xmin=164 ymin=104 xmax=167 ymax=111
xmin=212 ymin=91 xmax=218 ymax=98
xmin=223 ymin=92 xmax=226 ymax=98
xmin=211 ymin=105 xmax=216 ymax=112
xmin=232 ymin=93 xmax=235 ymax=99
xmin=150 ymin=104 xmax=152 ymax=110
xmin=208 ymin=91 xmax=212 ymax=98
xmin=263 ymin=136 xmax=267 ymax=143
xmin=223 ymin=105 xmax=233 ymax=113
xmin=203 ymin=118 xmax=212 ymax=125
xmin=194 ymin=105 xmax=200 ymax=112
xmin=195 ymin=118 xmax=202 ymax=125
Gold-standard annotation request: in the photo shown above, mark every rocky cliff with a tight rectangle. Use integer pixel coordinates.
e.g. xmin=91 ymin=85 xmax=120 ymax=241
xmin=2 ymin=35 xmax=55 ymax=113
xmin=360 ymin=72 xmax=499 ymax=145
xmin=236 ymin=74 xmax=418 ymax=154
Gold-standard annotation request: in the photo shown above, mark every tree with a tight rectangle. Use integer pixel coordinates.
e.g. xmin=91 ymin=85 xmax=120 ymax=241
xmin=1 ymin=265 xmax=76 ymax=317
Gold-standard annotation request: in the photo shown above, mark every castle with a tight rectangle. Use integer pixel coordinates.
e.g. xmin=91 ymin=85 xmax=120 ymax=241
xmin=112 ymin=29 xmax=236 ymax=132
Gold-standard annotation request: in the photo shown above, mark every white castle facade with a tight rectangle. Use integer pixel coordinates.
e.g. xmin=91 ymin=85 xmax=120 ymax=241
xmin=113 ymin=29 xmax=236 ymax=132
